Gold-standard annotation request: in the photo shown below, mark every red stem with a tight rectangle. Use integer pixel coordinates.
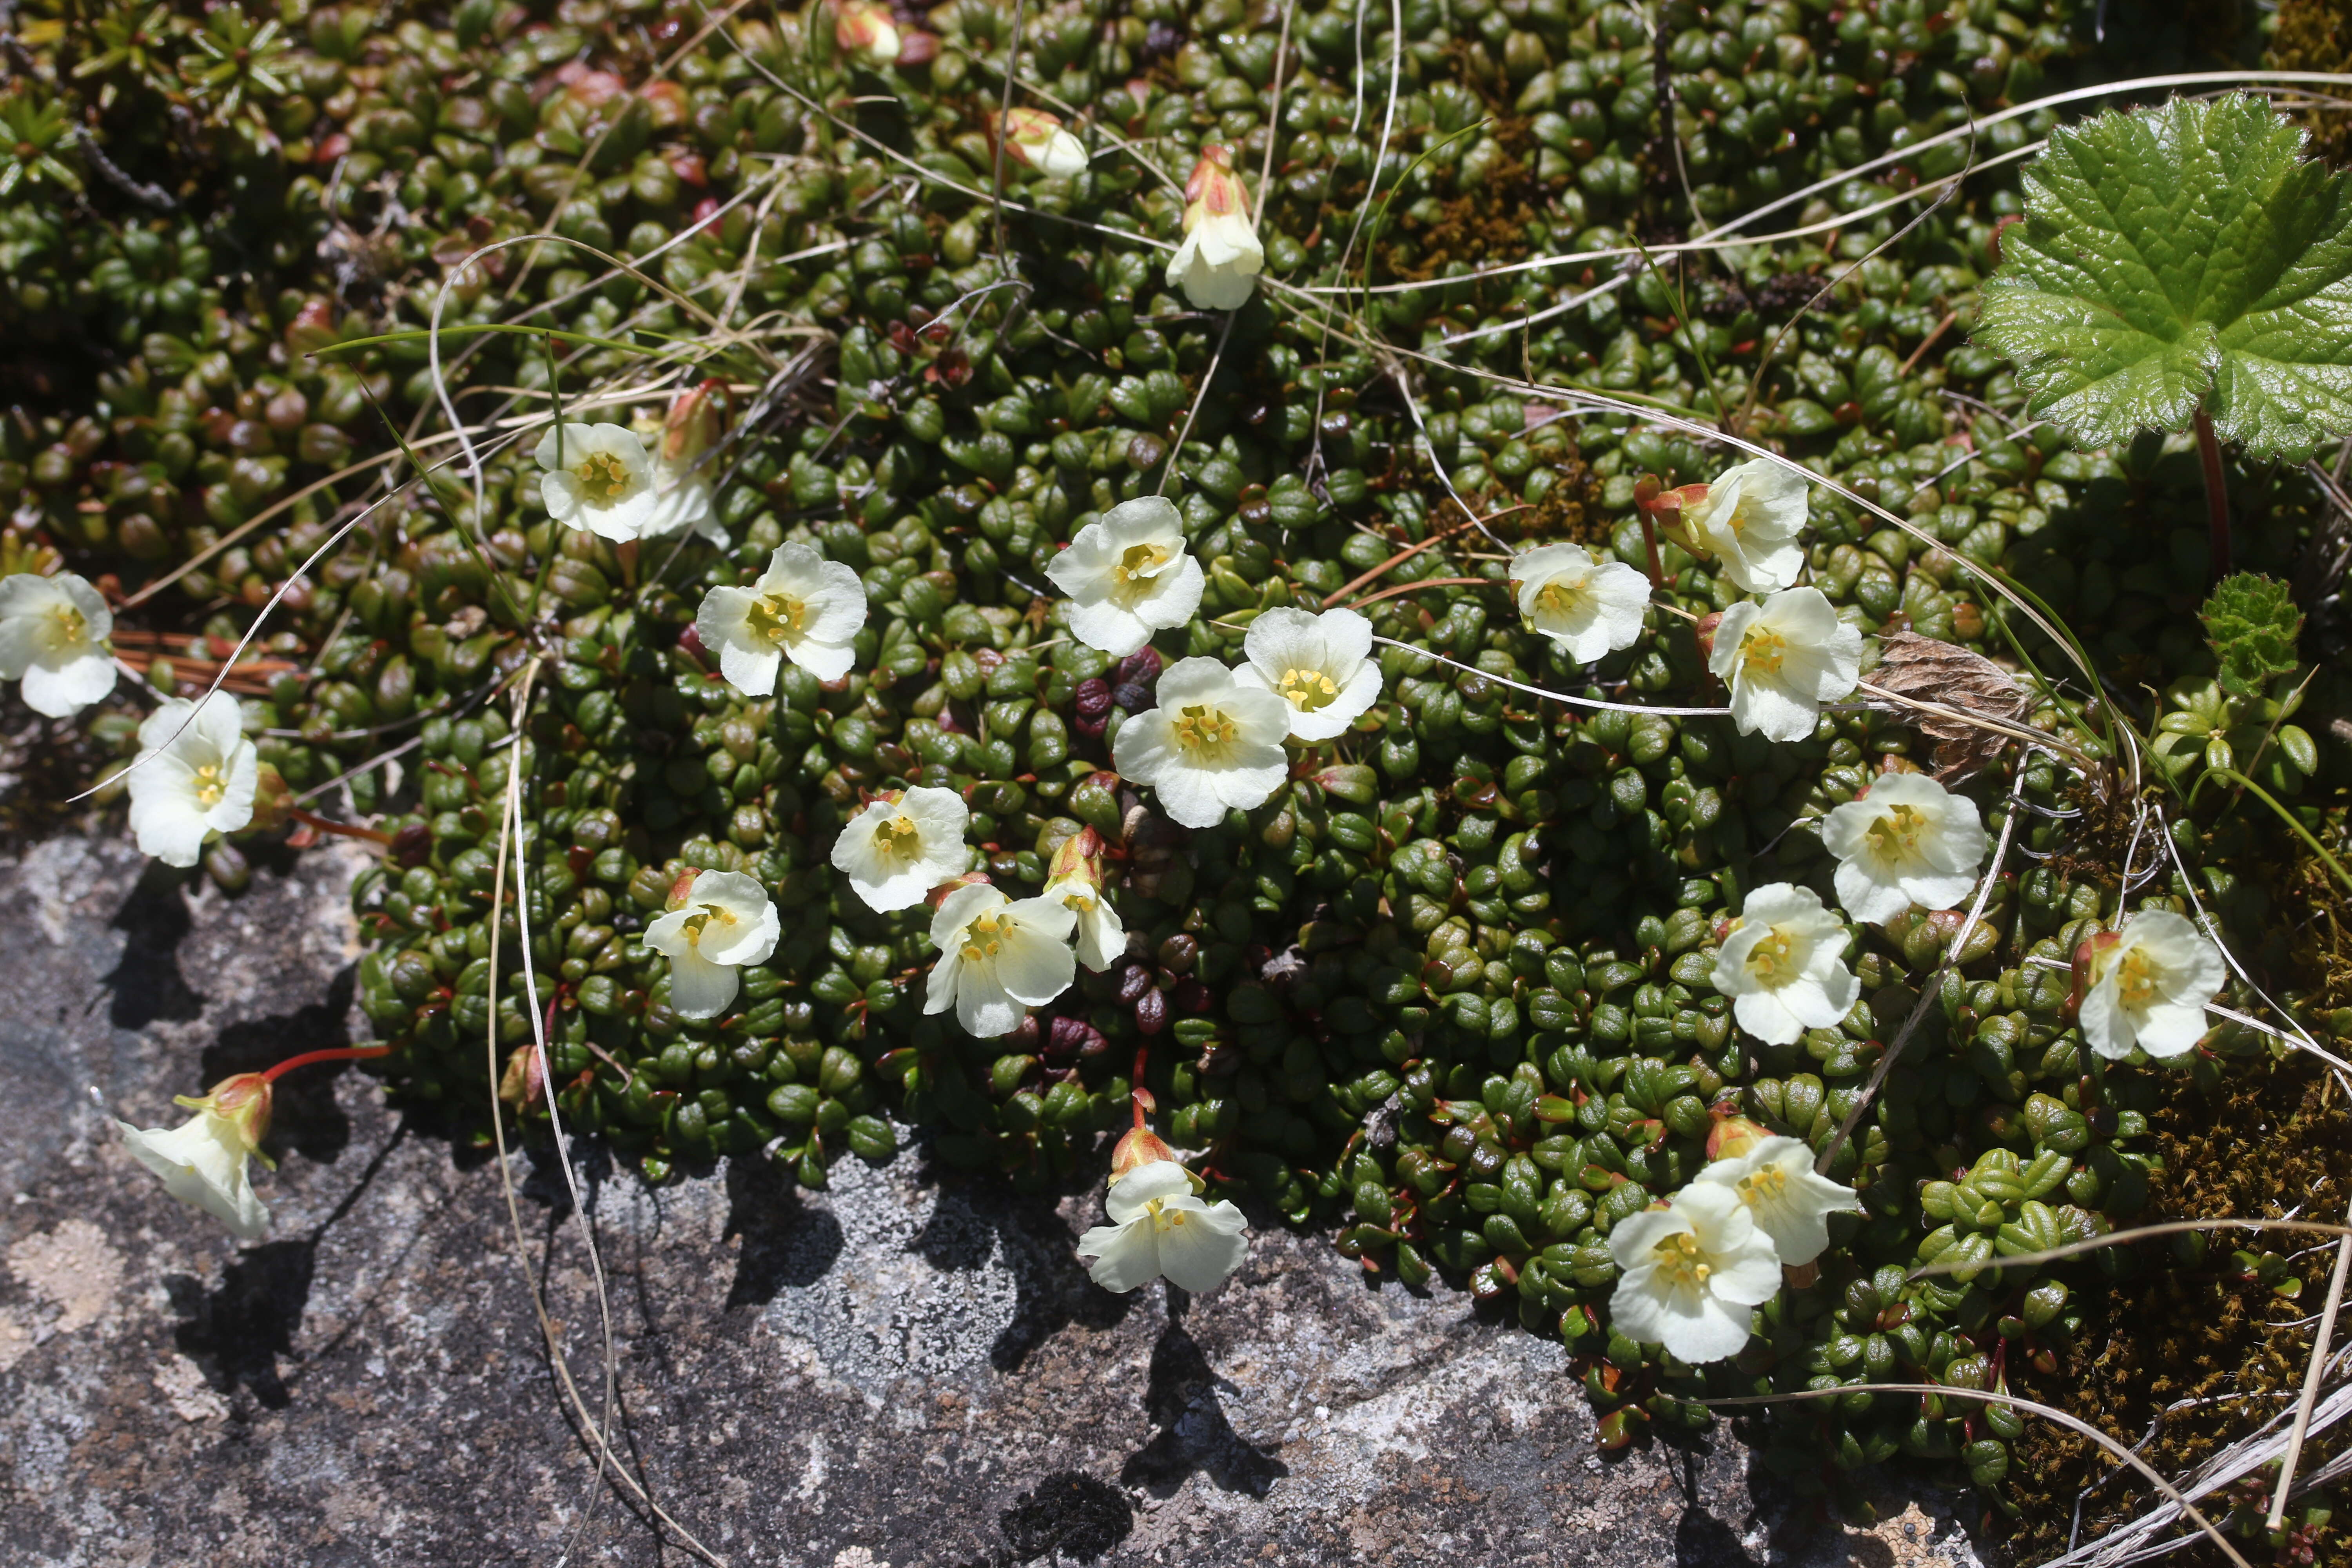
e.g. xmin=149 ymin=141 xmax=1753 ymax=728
xmin=289 ymin=807 xmax=395 ymax=846
xmin=261 ymin=1044 xmax=394 ymax=1082
xmin=1133 ymin=1042 xmax=1149 ymax=1129
xmin=2195 ymin=406 xmax=2231 ymax=581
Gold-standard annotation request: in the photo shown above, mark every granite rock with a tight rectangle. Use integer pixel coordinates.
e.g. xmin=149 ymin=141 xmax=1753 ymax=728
xmin=0 ymin=835 xmax=1989 ymax=1567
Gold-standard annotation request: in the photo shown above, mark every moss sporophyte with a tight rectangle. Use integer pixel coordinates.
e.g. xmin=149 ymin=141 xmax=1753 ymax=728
xmin=11 ymin=0 xmax=2351 ymax=1530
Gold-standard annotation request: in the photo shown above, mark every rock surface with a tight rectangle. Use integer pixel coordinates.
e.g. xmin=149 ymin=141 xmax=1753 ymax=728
xmin=0 ymin=835 xmax=1989 ymax=1567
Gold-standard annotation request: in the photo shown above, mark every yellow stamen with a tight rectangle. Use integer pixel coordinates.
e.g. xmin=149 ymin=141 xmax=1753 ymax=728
xmin=192 ymin=762 xmax=224 ymax=808
xmin=962 ymin=910 xmax=1011 ymax=964
xmin=1172 ymin=703 xmax=1239 ymax=753
xmin=681 ymin=901 xmax=740 ymax=949
xmin=1534 ymin=578 xmax=1585 ymax=619
xmin=572 ymin=449 xmax=634 ymax=501
xmin=871 ymin=813 xmax=921 ymax=859
xmin=1276 ymin=666 xmax=1340 ymax=711
xmin=1145 ymin=1196 xmax=1189 ymax=1232
xmin=1111 ymin=542 xmax=1172 ymax=604
xmin=747 ymin=591 xmax=810 ymax=646
xmin=1864 ymin=803 xmax=1928 ymax=862
xmin=1740 ymin=625 xmax=1788 ymax=677
xmin=1737 ymin=1164 xmax=1789 ymax=1207
xmin=1653 ymin=1229 xmax=1712 ymax=1286
xmin=2114 ymin=947 xmax=2160 ymax=1011
xmin=1744 ymin=925 xmax=1797 ymax=984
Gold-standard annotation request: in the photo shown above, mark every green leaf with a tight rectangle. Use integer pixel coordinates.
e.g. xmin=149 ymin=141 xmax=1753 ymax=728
xmin=2200 ymin=571 xmax=2303 ymax=697
xmin=1973 ymin=94 xmax=2352 ymax=460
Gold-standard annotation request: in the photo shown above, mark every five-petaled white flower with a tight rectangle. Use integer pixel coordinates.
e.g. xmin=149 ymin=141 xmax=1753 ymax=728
xmin=0 ymin=571 xmax=117 ymax=719
xmin=1712 ymin=882 xmax=1860 ymax=1046
xmin=644 ymin=869 xmax=781 ymax=1021
xmin=1694 ymin=1132 xmax=1862 ymax=1267
xmin=1230 ymin=606 xmax=1381 ymax=742
xmin=1166 ymin=144 xmax=1263 ymax=312
xmin=2079 ymin=909 xmax=2226 ymax=1061
xmin=1044 ymin=497 xmax=1205 ymax=658
xmin=114 ymin=1072 xmax=273 ymax=1240
xmin=1111 ymin=656 xmax=1291 ymax=829
xmin=1675 ymin=458 xmax=1809 ymax=594
xmin=831 ymin=786 xmax=970 ymax=912
xmin=1508 ymin=543 xmax=1651 ymax=664
xmin=1607 ymin=1185 xmax=1782 ymax=1365
xmin=641 ymin=381 xmax=727 ymax=544
xmin=697 ymin=542 xmax=869 ymax=690
xmin=1003 ymin=107 xmax=1088 ymax=178
xmin=1076 ymin=1158 xmax=1251 ymax=1294
xmin=1045 ymin=824 xmax=1125 ymax=971
xmin=1822 ymin=770 xmax=1987 ymax=923
xmin=127 ymin=691 xmax=259 ymax=868
xmin=1707 ymin=586 xmax=1862 ymax=744
xmin=536 ymin=422 xmax=657 ymax=541
xmin=926 ymin=882 xmax=1076 ymax=1038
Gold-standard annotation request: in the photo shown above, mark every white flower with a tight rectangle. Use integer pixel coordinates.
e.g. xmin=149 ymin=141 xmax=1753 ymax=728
xmin=1822 ymin=770 xmax=1987 ymax=923
xmin=642 ymin=381 xmax=728 ymax=544
xmin=1044 ymin=497 xmax=1204 ymax=658
xmin=1003 ymin=107 xmax=1088 ymax=178
xmin=1508 ymin=543 xmax=1651 ymax=664
xmin=643 ymin=461 xmax=720 ymax=543
xmin=925 ymin=882 xmax=1076 ymax=1038
xmin=535 ymin=422 xmax=657 ymax=541
xmin=1707 ymin=586 xmax=1862 ymax=744
xmin=1676 ymin=457 xmax=1809 ymax=593
xmin=1606 ymin=1185 xmax=1782 ymax=1364
xmin=1050 ymin=875 xmax=1126 ymax=971
xmin=127 ymin=691 xmax=259 ymax=868
xmin=114 ymin=1073 xmax=272 ymax=1240
xmin=2080 ymin=909 xmax=2226 ymax=1061
xmin=1076 ymin=1159 xmax=1250 ymax=1293
xmin=0 ymin=571 xmax=117 ymax=718
xmin=1694 ymin=1133 xmax=1862 ymax=1267
xmin=1166 ymin=144 xmax=1263 ymax=312
xmin=1111 ymin=656 xmax=1292 ymax=829
xmin=697 ymin=542 xmax=869 ymax=691
xmin=1230 ymin=606 xmax=1381 ymax=742
xmin=643 ymin=869 xmax=781 ymax=1020
xmin=830 ymin=786 xmax=970 ymax=911
xmin=1712 ymin=882 xmax=1860 ymax=1046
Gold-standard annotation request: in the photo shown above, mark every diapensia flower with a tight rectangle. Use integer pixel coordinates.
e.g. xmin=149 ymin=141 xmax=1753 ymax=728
xmin=1693 ymin=1125 xmax=1862 ymax=1267
xmin=1508 ymin=542 xmax=1651 ymax=664
xmin=1712 ymin=882 xmax=1860 ymax=1046
xmin=644 ymin=869 xmax=781 ymax=1020
xmin=697 ymin=541 xmax=868 ymax=690
xmin=0 ymin=570 xmax=117 ymax=718
xmin=1166 ymin=144 xmax=1263 ymax=311
xmin=2078 ymin=909 xmax=2227 ymax=1060
xmin=1230 ymin=606 xmax=1382 ymax=742
xmin=1076 ymin=1158 xmax=1251 ymax=1293
xmin=1667 ymin=457 xmax=1809 ymax=593
xmin=114 ymin=1072 xmax=274 ymax=1240
xmin=1044 ymin=496 xmax=1204 ymax=658
xmin=832 ymin=0 xmax=899 ymax=64
xmin=830 ymin=786 xmax=971 ymax=912
xmin=1045 ymin=825 xmax=1125 ymax=971
xmin=535 ymin=421 xmax=657 ymax=540
xmin=1822 ymin=770 xmax=1987 ymax=922
xmin=1111 ymin=656 xmax=1291 ymax=829
xmin=127 ymin=691 xmax=259 ymax=868
xmin=1002 ymin=107 xmax=1087 ymax=177
xmin=1706 ymin=586 xmax=1862 ymax=744
xmin=926 ymin=882 xmax=1076 ymax=1038
xmin=1606 ymin=1185 xmax=1782 ymax=1364
xmin=641 ymin=381 xmax=727 ymax=544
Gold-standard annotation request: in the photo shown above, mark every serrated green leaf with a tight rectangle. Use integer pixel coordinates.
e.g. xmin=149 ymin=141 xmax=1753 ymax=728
xmin=2200 ymin=570 xmax=2303 ymax=696
xmin=1973 ymin=94 xmax=2352 ymax=460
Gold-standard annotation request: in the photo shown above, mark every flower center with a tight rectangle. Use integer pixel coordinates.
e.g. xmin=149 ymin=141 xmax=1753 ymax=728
xmin=1111 ymin=542 xmax=1172 ymax=604
xmin=1172 ymin=702 xmax=1240 ymax=755
xmin=1534 ymin=578 xmax=1586 ymax=619
xmin=747 ymin=591 xmax=810 ymax=645
xmin=871 ymin=813 xmax=921 ymax=859
xmin=1145 ymin=1196 xmax=1189 ymax=1234
xmin=572 ymin=450 xmax=633 ymax=501
xmin=46 ymin=602 xmax=87 ymax=650
xmin=1864 ymin=803 xmax=1928 ymax=862
xmin=683 ymin=902 xmax=739 ymax=948
xmin=1739 ymin=626 xmax=1788 ymax=677
xmin=192 ymin=762 xmax=225 ymax=808
xmin=1744 ymin=925 xmax=1797 ymax=985
xmin=960 ymin=910 xmax=1013 ymax=963
xmin=1653 ymin=1230 xmax=1712 ymax=1287
xmin=1276 ymin=666 xmax=1339 ymax=711
xmin=2114 ymin=947 xmax=2161 ymax=1011
xmin=1736 ymin=1165 xmax=1789 ymax=1207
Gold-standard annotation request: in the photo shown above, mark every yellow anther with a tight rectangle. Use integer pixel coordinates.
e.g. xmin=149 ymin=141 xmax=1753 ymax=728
xmin=1745 ymin=926 xmax=1797 ymax=984
xmin=1535 ymin=579 xmax=1586 ymax=618
xmin=1276 ymin=667 xmax=1340 ymax=711
xmin=1865 ymin=802 xmax=1928 ymax=861
xmin=572 ymin=450 xmax=634 ymax=500
xmin=748 ymin=591 xmax=810 ymax=645
xmin=1740 ymin=626 xmax=1788 ymax=676
xmin=1172 ymin=703 xmax=1239 ymax=752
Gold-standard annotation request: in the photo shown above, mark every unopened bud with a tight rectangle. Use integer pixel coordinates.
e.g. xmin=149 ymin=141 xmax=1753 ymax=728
xmin=1706 ymin=1113 xmax=1772 ymax=1161
xmin=660 ymin=379 xmax=728 ymax=468
xmin=833 ymin=0 xmax=900 ymax=64
xmin=1001 ymin=108 xmax=1088 ymax=178
xmin=175 ymin=1071 xmax=275 ymax=1165
xmin=1110 ymin=1125 xmax=1179 ymax=1180
xmin=499 ymin=1045 xmax=547 ymax=1111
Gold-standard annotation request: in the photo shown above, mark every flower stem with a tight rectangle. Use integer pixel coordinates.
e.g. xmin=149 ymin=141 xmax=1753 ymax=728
xmin=1132 ymin=1042 xmax=1149 ymax=1129
xmin=289 ymin=807 xmax=395 ymax=846
xmin=2195 ymin=405 xmax=2231 ymax=580
xmin=261 ymin=1043 xmax=394 ymax=1083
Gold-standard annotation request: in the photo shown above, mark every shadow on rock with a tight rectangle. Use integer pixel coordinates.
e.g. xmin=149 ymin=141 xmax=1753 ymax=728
xmin=165 ymin=1242 xmax=316 ymax=1408
xmin=102 ymin=866 xmax=203 ymax=1029
xmin=723 ymin=1153 xmax=844 ymax=1307
xmin=996 ymin=1471 xmax=1133 ymax=1563
xmin=1673 ymin=1445 xmax=1762 ymax=1567
xmin=971 ymin=1187 xmax=1134 ymax=1372
xmin=201 ymin=965 xmax=360 ymax=1165
xmin=1120 ymin=1306 xmax=1288 ymax=1499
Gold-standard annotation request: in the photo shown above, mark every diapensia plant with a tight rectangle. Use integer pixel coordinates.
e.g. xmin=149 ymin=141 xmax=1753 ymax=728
xmin=9 ymin=0 xmax=2348 ymax=1524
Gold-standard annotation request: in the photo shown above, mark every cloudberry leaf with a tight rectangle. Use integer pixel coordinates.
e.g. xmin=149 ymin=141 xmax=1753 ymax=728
xmin=1974 ymin=93 xmax=2352 ymax=461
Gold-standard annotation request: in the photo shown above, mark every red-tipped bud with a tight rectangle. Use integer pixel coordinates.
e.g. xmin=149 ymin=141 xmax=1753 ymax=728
xmin=1693 ymin=610 xmax=1724 ymax=661
xmin=1110 ymin=1124 xmax=1178 ymax=1179
xmin=660 ymin=379 xmax=729 ymax=468
xmin=1706 ymin=1114 xmax=1772 ymax=1161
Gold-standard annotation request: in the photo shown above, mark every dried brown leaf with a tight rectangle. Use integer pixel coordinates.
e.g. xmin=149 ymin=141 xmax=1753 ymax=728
xmin=1867 ymin=629 xmax=2030 ymax=782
